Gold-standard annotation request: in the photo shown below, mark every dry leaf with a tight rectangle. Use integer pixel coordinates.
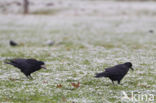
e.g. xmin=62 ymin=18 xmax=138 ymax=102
xmin=71 ymin=82 xmax=80 ymax=88
xmin=57 ymin=84 xmax=62 ymax=88
xmin=43 ymin=81 xmax=48 ymax=83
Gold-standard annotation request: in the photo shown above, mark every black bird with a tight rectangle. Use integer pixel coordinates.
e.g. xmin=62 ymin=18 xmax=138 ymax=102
xmin=95 ymin=62 xmax=133 ymax=84
xmin=5 ymin=58 xmax=47 ymax=79
xmin=10 ymin=40 xmax=18 ymax=46
xmin=149 ymin=30 xmax=154 ymax=33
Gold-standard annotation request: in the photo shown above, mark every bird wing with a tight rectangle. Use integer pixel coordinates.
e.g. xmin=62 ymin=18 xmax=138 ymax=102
xmin=8 ymin=59 xmax=29 ymax=70
xmin=26 ymin=59 xmax=38 ymax=65
xmin=25 ymin=59 xmax=41 ymax=73
xmin=105 ymin=64 xmax=126 ymax=76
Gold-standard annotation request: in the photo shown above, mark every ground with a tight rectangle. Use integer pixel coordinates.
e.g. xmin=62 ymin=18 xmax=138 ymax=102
xmin=0 ymin=0 xmax=156 ymax=103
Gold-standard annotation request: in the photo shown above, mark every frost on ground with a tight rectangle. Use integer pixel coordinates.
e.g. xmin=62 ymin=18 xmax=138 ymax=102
xmin=0 ymin=0 xmax=156 ymax=103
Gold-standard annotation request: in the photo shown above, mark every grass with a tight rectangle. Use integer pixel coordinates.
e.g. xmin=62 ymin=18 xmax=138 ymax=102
xmin=31 ymin=8 xmax=63 ymax=15
xmin=0 ymin=0 xmax=156 ymax=103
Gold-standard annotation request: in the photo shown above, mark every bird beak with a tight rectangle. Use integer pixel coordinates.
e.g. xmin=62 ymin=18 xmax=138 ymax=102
xmin=41 ymin=65 xmax=47 ymax=69
xmin=131 ymin=67 xmax=134 ymax=71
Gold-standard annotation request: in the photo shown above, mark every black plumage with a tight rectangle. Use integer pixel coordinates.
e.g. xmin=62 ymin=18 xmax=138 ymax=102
xmin=5 ymin=58 xmax=46 ymax=79
xmin=149 ymin=29 xmax=154 ymax=33
xmin=95 ymin=62 xmax=133 ymax=84
xmin=10 ymin=40 xmax=18 ymax=46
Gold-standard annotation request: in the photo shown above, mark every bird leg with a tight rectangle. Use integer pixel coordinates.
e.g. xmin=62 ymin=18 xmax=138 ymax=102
xmin=26 ymin=76 xmax=30 ymax=79
xmin=118 ymin=80 xmax=121 ymax=84
xmin=111 ymin=80 xmax=115 ymax=85
xmin=28 ymin=75 xmax=33 ymax=80
xmin=26 ymin=75 xmax=33 ymax=80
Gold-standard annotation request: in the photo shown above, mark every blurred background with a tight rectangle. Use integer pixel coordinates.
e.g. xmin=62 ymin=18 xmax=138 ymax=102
xmin=0 ymin=0 xmax=156 ymax=15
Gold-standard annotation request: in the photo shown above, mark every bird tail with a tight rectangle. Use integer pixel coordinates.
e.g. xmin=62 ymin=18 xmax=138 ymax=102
xmin=95 ymin=72 xmax=106 ymax=78
xmin=4 ymin=59 xmax=12 ymax=64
